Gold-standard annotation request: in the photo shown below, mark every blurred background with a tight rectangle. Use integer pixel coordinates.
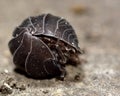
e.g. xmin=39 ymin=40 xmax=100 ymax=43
xmin=0 ymin=0 xmax=120 ymax=96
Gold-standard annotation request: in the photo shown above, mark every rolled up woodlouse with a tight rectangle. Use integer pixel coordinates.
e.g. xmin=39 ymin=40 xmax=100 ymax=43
xmin=8 ymin=14 xmax=82 ymax=80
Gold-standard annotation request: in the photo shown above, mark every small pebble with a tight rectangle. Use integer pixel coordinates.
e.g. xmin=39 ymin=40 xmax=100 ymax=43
xmin=43 ymin=90 xmax=49 ymax=94
xmin=5 ymin=77 xmax=26 ymax=91
xmin=74 ymin=75 xmax=80 ymax=81
xmin=17 ymin=84 xmax=26 ymax=91
xmin=0 ymin=83 xmax=13 ymax=94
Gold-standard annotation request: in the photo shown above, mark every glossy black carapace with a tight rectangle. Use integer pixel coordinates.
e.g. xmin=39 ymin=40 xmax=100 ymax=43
xmin=8 ymin=14 xmax=82 ymax=80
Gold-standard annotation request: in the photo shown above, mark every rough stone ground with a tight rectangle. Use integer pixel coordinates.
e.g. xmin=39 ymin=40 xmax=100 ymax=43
xmin=0 ymin=0 xmax=120 ymax=96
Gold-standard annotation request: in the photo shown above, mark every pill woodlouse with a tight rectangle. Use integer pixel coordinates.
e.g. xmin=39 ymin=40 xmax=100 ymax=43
xmin=8 ymin=13 xmax=82 ymax=80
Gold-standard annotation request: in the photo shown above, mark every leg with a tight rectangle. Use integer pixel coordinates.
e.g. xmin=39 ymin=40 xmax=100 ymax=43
xmin=55 ymin=45 xmax=67 ymax=64
xmin=56 ymin=63 xmax=66 ymax=80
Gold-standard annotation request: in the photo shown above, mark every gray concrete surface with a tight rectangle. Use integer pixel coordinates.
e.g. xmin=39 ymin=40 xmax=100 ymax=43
xmin=0 ymin=0 xmax=120 ymax=96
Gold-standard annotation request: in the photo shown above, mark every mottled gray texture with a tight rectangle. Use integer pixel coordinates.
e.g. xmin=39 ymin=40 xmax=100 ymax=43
xmin=0 ymin=0 xmax=120 ymax=96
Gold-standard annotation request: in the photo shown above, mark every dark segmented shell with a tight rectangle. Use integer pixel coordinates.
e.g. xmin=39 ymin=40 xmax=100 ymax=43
xmin=13 ymin=14 xmax=80 ymax=52
xmin=8 ymin=13 xmax=81 ymax=80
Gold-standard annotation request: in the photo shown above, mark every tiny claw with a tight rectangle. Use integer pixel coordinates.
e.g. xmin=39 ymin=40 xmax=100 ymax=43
xmin=56 ymin=67 xmax=66 ymax=81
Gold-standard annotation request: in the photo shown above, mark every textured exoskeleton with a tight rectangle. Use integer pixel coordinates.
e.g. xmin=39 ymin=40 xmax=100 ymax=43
xmin=8 ymin=14 xmax=81 ymax=80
